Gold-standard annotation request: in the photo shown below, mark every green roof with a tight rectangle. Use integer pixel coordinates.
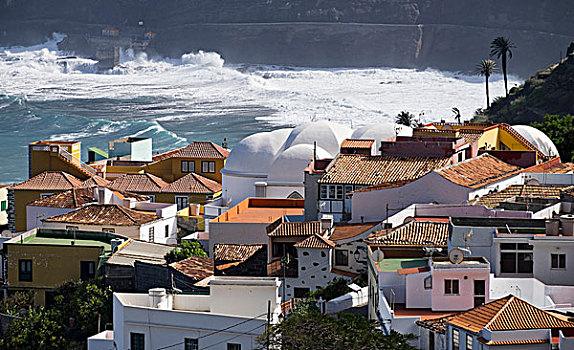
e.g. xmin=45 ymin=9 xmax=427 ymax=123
xmin=15 ymin=234 xmax=111 ymax=253
xmin=377 ymin=258 xmax=428 ymax=272
xmin=88 ymin=147 xmax=109 ymax=158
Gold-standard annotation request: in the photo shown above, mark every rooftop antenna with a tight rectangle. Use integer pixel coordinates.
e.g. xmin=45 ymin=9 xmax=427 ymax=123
xmin=222 ymin=137 xmax=228 ymax=149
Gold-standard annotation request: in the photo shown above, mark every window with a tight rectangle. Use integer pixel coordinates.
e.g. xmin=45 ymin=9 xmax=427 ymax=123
xmin=452 ymin=328 xmax=459 ymax=350
xmin=444 ymin=279 xmax=459 ymax=295
xmin=320 ymin=184 xmax=343 ymax=200
xmin=80 ymin=261 xmax=96 ymax=280
xmin=130 ymin=332 xmax=145 ymax=350
xmin=185 ymin=338 xmax=199 ymax=350
xmin=473 ymin=280 xmax=486 ymax=307
xmin=66 ymin=225 xmax=79 ymax=231
xmin=500 ymin=243 xmax=533 ymax=274
xmin=176 ymin=196 xmax=189 ymax=211
xmin=202 ymin=161 xmax=216 ymax=173
xmin=424 ymin=276 xmax=432 ymax=290
xmin=466 ymin=334 xmax=473 ymax=350
xmin=102 ymin=228 xmax=115 ymax=233
xmin=147 ymin=195 xmax=155 ymax=202
xmin=429 ymin=331 xmax=434 ymax=350
xmin=334 ymin=249 xmax=348 ymax=266
xmin=40 ymin=193 xmax=54 ymax=198
xmin=19 ymin=259 xmax=32 ymax=281
xmin=1 ymin=200 xmax=6 ymax=211
xmin=165 ymin=225 xmax=170 ymax=238
xmin=149 ymin=227 xmax=155 ymax=242
xmin=457 ymin=152 xmax=464 ymax=162
xmin=294 ymin=287 xmax=310 ymax=298
xmin=227 ymin=343 xmax=241 ymax=350
xmin=181 ymin=160 xmax=195 ymax=173
xmin=551 ymin=253 xmax=566 ymax=269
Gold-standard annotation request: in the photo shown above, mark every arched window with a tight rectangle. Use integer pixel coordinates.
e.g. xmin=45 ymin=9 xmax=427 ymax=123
xmin=287 ymin=191 xmax=303 ymax=199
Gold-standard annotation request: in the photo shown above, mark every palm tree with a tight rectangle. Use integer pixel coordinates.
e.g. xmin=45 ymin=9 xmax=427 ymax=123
xmin=451 ymin=107 xmax=461 ymax=123
xmin=490 ymin=36 xmax=516 ymax=96
xmin=395 ymin=111 xmax=416 ymax=127
xmin=476 ymin=59 xmax=497 ymax=109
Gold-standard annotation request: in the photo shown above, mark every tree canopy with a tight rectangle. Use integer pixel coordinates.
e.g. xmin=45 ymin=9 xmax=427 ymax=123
xmin=257 ymin=306 xmax=417 ymax=350
xmin=395 ymin=111 xmax=417 ymax=127
xmin=164 ymin=239 xmax=208 ymax=264
xmin=531 ymin=114 xmax=574 ymax=161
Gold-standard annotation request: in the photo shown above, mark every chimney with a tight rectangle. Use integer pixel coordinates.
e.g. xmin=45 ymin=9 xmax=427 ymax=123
xmin=148 ymin=288 xmax=172 ymax=310
xmin=321 ymin=215 xmax=333 ymax=232
xmin=110 ymin=238 xmax=124 ymax=253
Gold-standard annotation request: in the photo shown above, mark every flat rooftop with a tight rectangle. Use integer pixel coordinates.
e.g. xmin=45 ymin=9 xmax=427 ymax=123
xmin=212 ymin=198 xmax=304 ymax=224
xmin=13 ymin=234 xmax=111 ymax=252
xmin=393 ymin=304 xmax=455 ymax=320
xmin=376 ymin=258 xmax=428 ymax=272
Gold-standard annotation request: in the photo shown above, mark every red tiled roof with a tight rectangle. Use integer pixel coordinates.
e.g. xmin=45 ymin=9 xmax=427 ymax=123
xmin=214 ymin=244 xmax=264 ymax=262
xmin=458 ymin=129 xmax=484 ymax=145
xmin=107 ymin=173 xmax=169 ymax=193
xmin=81 ymin=175 xmax=110 ymax=188
xmin=331 ymin=268 xmax=359 ymax=278
xmin=319 ymin=155 xmax=450 ymax=186
xmin=446 ymin=295 xmax=574 ymax=333
xmin=469 ymin=184 xmax=572 ymax=209
xmin=341 ymin=139 xmax=375 ymax=149
xmin=170 ymin=256 xmax=214 ymax=281
xmin=397 ymin=266 xmax=431 ymax=275
xmin=42 ymin=204 xmax=161 ymax=226
xmin=27 ymin=187 xmax=95 ymax=208
xmin=10 ymin=171 xmax=83 ymax=190
xmin=477 ymin=337 xmax=548 ymax=346
xmin=329 ymin=222 xmax=380 ymax=242
xmin=152 ymin=141 xmax=229 ymax=161
xmin=267 ymin=220 xmax=323 ymax=237
xmin=436 ymin=154 xmax=522 ymax=189
xmin=368 ymin=221 xmax=449 ymax=247
xmin=294 ymin=234 xmax=335 ymax=249
xmin=161 ymin=173 xmax=222 ymax=194
xmin=523 ymin=157 xmax=574 ymax=174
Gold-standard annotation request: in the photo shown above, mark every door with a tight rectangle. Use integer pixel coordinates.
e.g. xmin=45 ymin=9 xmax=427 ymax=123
xmin=474 ymin=280 xmax=486 ymax=307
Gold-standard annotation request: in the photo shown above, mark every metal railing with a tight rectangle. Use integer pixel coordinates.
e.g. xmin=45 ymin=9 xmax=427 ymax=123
xmin=58 ymin=148 xmax=97 ymax=176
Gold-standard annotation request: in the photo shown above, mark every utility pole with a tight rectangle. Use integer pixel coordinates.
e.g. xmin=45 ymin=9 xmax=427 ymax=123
xmin=266 ymin=300 xmax=271 ymax=350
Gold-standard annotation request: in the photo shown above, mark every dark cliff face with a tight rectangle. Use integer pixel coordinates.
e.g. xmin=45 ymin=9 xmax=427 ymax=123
xmin=1 ymin=0 xmax=573 ymax=76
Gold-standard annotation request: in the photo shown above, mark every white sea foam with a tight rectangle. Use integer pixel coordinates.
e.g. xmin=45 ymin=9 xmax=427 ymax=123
xmin=0 ymin=34 xmax=521 ymax=130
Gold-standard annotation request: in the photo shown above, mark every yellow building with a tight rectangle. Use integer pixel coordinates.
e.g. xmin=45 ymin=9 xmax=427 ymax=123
xmin=145 ymin=141 xmax=229 ymax=183
xmin=8 ymin=172 xmax=84 ymax=233
xmin=28 ymin=141 xmax=96 ymax=180
xmin=3 ymin=228 xmax=113 ymax=306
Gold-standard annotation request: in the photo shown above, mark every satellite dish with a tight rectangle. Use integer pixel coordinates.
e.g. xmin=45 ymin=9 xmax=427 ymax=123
xmin=372 ymin=249 xmax=385 ymax=263
xmin=449 ymin=248 xmax=464 ymax=264
xmin=1 ymin=230 xmax=12 ymax=238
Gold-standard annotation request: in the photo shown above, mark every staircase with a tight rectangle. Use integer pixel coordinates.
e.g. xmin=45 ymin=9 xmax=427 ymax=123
xmin=56 ymin=147 xmax=97 ymax=177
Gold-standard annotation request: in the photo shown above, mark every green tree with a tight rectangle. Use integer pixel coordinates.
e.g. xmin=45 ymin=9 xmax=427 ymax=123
xmin=531 ymin=114 xmax=574 ymax=160
xmin=490 ymin=36 xmax=516 ymax=96
xmin=452 ymin=107 xmax=461 ymax=123
xmin=0 ymin=290 xmax=34 ymax=315
xmin=164 ymin=239 xmax=207 ymax=264
xmin=476 ymin=59 xmax=498 ymax=108
xmin=258 ymin=307 xmax=417 ymax=350
xmin=310 ymin=278 xmax=351 ymax=301
xmin=0 ymin=307 xmax=67 ymax=350
xmin=395 ymin=111 xmax=416 ymax=127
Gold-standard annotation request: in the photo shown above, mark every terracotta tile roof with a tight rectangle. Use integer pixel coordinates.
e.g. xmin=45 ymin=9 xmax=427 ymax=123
xmin=319 ymin=155 xmax=450 ymax=186
xmin=368 ymin=221 xmax=449 ymax=247
xmin=42 ymin=204 xmax=161 ymax=226
xmin=331 ymin=268 xmax=359 ymax=278
xmin=329 ymin=222 xmax=380 ymax=242
xmin=458 ymin=129 xmax=484 ymax=145
xmin=81 ymin=175 xmax=110 ymax=188
xmin=107 ymin=173 xmax=169 ymax=193
xmin=469 ymin=184 xmax=572 ymax=209
xmin=477 ymin=337 xmax=548 ymax=346
xmin=523 ymin=158 xmax=574 ymax=174
xmin=436 ymin=154 xmax=522 ymax=189
xmin=152 ymin=141 xmax=229 ymax=161
xmin=161 ymin=173 xmax=222 ymax=194
xmin=111 ymin=190 xmax=151 ymax=202
xmin=397 ymin=266 xmax=431 ymax=275
xmin=341 ymin=139 xmax=375 ymax=149
xmin=501 ymin=124 xmax=546 ymax=159
xmin=27 ymin=187 xmax=95 ymax=208
xmin=294 ymin=234 xmax=335 ymax=249
xmin=10 ymin=171 xmax=83 ymax=190
xmin=267 ymin=220 xmax=323 ymax=237
xmin=445 ymin=295 xmax=574 ymax=333
xmin=214 ymin=244 xmax=264 ymax=262
xmin=170 ymin=256 xmax=214 ymax=281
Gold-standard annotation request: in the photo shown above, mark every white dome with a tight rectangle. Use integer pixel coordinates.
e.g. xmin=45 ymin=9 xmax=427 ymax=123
xmin=267 ymin=144 xmax=331 ymax=184
xmin=512 ymin=125 xmax=559 ymax=157
xmin=352 ymin=123 xmax=413 ymax=141
xmin=223 ymin=128 xmax=292 ymax=174
xmin=282 ymin=121 xmax=352 ymax=155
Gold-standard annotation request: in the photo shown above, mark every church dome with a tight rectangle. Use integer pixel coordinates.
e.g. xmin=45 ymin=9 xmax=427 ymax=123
xmin=282 ymin=121 xmax=352 ymax=155
xmin=511 ymin=125 xmax=559 ymax=157
xmin=267 ymin=144 xmax=331 ymax=184
xmin=351 ymin=122 xmax=413 ymax=141
xmin=223 ymin=128 xmax=292 ymax=175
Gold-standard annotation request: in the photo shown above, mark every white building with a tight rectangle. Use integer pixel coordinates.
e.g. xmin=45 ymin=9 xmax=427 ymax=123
xmin=41 ymin=201 xmax=178 ymax=244
xmin=88 ymin=277 xmax=282 ymax=350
